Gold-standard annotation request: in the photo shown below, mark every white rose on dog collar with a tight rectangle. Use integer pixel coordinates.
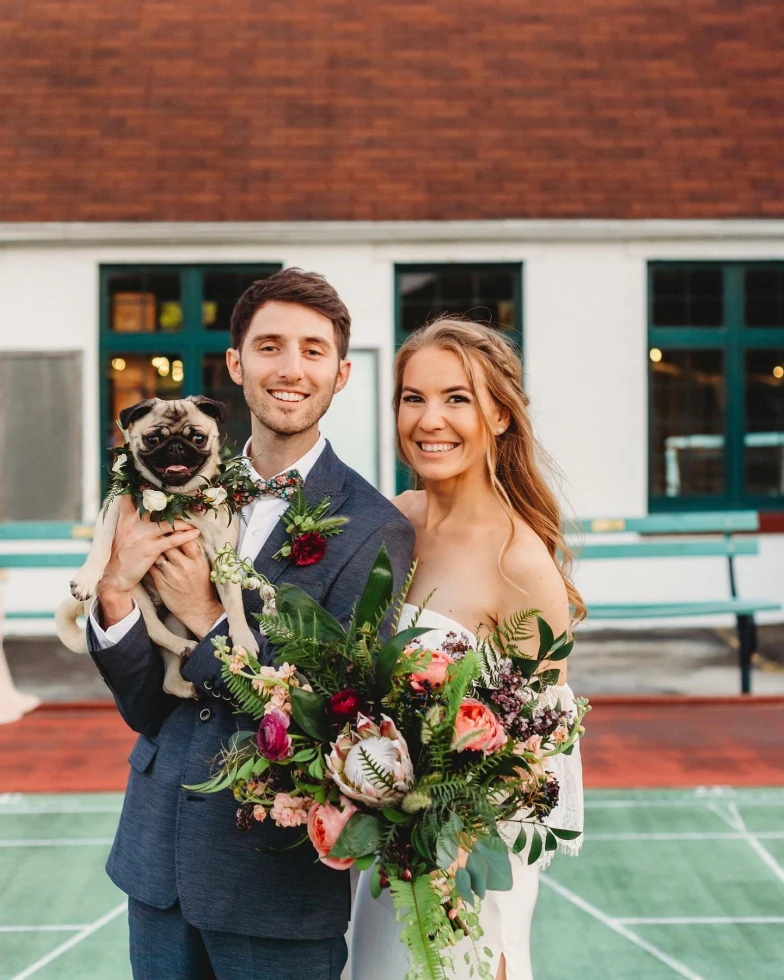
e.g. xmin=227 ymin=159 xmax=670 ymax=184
xmin=202 ymin=486 xmax=228 ymax=506
xmin=142 ymin=488 xmax=170 ymax=512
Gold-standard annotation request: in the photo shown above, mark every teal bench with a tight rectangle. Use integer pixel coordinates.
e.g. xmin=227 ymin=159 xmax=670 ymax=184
xmin=570 ymin=511 xmax=781 ymax=694
xmin=0 ymin=522 xmax=92 ymax=621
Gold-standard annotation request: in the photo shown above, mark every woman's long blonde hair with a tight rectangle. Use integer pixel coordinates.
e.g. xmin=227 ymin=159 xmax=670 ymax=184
xmin=393 ymin=317 xmax=586 ymax=624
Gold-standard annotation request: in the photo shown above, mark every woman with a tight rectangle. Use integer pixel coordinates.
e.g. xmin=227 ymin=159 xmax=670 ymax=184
xmin=351 ymin=319 xmax=585 ymax=980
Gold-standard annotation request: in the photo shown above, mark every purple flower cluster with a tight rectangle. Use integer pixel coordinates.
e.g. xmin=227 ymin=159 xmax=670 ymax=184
xmin=440 ymin=631 xmax=472 ymax=660
xmin=490 ymin=661 xmax=567 ymax=742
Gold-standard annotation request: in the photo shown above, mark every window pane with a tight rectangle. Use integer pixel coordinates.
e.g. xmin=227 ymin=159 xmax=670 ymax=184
xmin=0 ymin=353 xmax=82 ymax=520
xmin=744 ymin=349 xmax=784 ymax=497
xmin=745 ymin=268 xmax=784 ymax=328
xmin=107 ymin=272 xmax=181 ymax=333
xmin=106 ymin=353 xmax=183 ymax=448
xmin=397 ymin=265 xmax=520 ymax=337
xmin=651 ymin=267 xmax=723 ymax=327
xmin=202 ymin=354 xmax=250 ymax=453
xmin=650 ymin=349 xmax=725 ymax=497
xmin=203 ymin=269 xmax=280 ymax=332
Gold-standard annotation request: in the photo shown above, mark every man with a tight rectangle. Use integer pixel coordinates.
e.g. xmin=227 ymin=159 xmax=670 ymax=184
xmin=88 ymin=269 xmax=415 ymax=980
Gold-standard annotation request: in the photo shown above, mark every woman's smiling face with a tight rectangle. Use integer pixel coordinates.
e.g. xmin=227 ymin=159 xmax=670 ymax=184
xmin=397 ymin=346 xmax=508 ymax=484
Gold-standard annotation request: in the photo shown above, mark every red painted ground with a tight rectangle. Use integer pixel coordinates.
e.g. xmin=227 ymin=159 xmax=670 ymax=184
xmin=0 ymin=697 xmax=783 ymax=793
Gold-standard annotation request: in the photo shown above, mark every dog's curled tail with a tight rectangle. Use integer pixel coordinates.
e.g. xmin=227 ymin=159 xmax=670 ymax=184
xmin=55 ymin=597 xmax=89 ymax=654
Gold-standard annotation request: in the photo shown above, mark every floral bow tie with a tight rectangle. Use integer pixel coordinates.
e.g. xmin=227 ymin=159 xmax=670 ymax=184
xmin=254 ymin=469 xmax=304 ymax=502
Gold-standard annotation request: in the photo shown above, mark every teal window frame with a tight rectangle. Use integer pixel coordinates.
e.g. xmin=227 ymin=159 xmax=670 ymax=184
xmin=99 ymin=262 xmax=281 ymax=471
xmin=393 ymin=262 xmax=524 ymax=492
xmin=648 ymin=261 xmax=784 ymax=512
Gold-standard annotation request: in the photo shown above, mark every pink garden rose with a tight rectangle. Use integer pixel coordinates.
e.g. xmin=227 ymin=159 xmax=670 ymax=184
xmin=452 ymin=698 xmax=508 ymax=754
xmin=256 ymin=708 xmax=292 ymax=761
xmin=270 ymin=792 xmax=310 ymax=828
xmin=307 ymin=799 xmax=358 ymax=870
xmin=408 ymin=649 xmax=454 ymax=693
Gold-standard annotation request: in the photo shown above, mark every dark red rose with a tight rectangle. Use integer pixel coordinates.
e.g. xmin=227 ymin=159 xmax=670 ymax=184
xmin=327 ymin=688 xmax=361 ymax=723
xmin=290 ymin=531 xmax=328 ymax=566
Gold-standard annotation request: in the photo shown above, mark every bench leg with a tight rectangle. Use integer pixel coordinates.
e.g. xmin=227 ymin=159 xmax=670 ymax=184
xmin=736 ymin=614 xmax=755 ymax=695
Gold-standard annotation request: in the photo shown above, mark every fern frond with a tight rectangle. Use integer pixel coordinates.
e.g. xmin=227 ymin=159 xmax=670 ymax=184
xmin=388 ymin=560 xmax=419 ymax=635
xmin=388 ymin=875 xmax=449 ymax=980
xmin=220 ymin=665 xmax=266 ymax=720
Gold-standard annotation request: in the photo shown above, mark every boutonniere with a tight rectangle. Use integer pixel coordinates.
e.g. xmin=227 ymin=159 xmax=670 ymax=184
xmin=105 ymin=437 xmax=262 ymax=527
xmin=273 ymin=487 xmax=349 ymax=566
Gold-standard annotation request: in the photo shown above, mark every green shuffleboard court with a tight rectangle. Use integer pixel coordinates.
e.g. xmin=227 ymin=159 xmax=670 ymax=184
xmin=0 ymin=788 xmax=783 ymax=979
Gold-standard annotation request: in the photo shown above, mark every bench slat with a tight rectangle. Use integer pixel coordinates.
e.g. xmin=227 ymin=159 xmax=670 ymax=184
xmin=0 ymin=554 xmax=88 ymax=568
xmin=575 ymin=512 xmax=760 ymax=535
xmin=576 ymin=539 xmax=759 ymax=560
xmin=588 ymin=598 xmax=781 ymax=619
xmin=0 ymin=522 xmax=94 ymax=540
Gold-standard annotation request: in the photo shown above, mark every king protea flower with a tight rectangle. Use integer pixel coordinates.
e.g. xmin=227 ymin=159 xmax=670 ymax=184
xmin=326 ymin=714 xmax=414 ymax=807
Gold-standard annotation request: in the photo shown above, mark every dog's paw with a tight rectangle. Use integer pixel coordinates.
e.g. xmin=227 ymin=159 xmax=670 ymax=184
xmin=69 ymin=573 xmax=99 ymax=602
xmin=179 ymin=640 xmax=198 ymax=659
xmin=230 ymin=625 xmax=259 ymax=656
xmin=163 ymin=675 xmax=197 ymax=700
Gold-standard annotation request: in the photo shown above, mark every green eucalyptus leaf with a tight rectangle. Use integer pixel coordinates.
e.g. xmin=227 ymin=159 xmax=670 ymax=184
xmin=455 ymin=867 xmax=474 ymax=906
xmin=329 ymin=813 xmax=381 ymax=859
xmin=374 ymin=626 xmax=432 ymax=701
xmin=544 ymin=829 xmax=558 ymax=852
xmin=355 ymin=546 xmax=394 ymax=631
xmin=370 ymin=861 xmax=383 ymax=900
xmin=289 ymin=687 xmax=331 ymax=742
xmin=550 ymin=827 xmax=583 ymax=841
xmin=527 ymin=829 xmax=543 ymax=866
xmin=381 ymin=806 xmax=411 ymax=824
xmin=474 ymin=836 xmax=512 ymax=891
xmin=536 ymin=616 xmax=555 ymax=659
xmin=354 ymin=853 xmax=376 ymax=871
xmin=512 ymin=825 xmax=528 ymax=855
xmin=466 ymin=849 xmax=488 ymax=900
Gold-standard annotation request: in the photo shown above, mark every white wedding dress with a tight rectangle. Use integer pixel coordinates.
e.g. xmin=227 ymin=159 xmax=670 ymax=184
xmin=349 ymin=605 xmax=583 ymax=980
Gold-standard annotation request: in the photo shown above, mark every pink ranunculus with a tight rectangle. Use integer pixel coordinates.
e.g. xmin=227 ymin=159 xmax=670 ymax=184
xmin=452 ymin=698 xmax=508 ymax=754
xmin=408 ymin=649 xmax=455 ymax=693
xmin=307 ymin=800 xmax=358 ymax=870
xmin=270 ymin=792 xmax=310 ymax=828
xmin=256 ymin=708 xmax=292 ymax=761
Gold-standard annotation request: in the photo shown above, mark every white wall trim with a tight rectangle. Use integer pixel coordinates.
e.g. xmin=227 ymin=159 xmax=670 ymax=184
xmin=2 ymin=219 xmax=784 ymax=247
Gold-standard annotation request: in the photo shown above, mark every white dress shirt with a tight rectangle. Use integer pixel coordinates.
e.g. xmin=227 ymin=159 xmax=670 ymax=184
xmin=89 ymin=434 xmax=327 ymax=648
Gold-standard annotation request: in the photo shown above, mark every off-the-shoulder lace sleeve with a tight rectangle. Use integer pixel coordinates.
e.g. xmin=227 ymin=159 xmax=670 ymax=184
xmin=537 ymin=682 xmax=584 ymax=870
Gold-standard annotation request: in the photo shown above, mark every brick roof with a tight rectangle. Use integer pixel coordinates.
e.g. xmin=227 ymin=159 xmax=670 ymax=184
xmin=2 ymin=1 xmax=783 ymax=222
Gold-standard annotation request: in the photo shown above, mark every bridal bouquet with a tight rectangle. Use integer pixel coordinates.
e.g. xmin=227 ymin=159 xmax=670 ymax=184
xmin=188 ymin=547 xmax=589 ymax=980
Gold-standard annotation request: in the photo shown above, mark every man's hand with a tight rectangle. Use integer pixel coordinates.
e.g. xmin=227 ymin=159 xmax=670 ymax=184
xmin=148 ymin=538 xmax=224 ymax=640
xmin=97 ymin=496 xmax=203 ymax=627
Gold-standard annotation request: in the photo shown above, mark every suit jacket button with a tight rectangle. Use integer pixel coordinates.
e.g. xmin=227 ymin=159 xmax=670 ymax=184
xmin=204 ymin=681 xmax=213 ymax=691
xmin=199 ymin=708 xmax=212 ymax=722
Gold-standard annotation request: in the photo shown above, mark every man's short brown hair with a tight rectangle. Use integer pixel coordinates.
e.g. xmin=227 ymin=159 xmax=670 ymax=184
xmin=230 ymin=268 xmax=351 ymax=359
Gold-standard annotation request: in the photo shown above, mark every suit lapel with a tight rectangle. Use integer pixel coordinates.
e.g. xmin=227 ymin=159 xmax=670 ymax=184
xmin=245 ymin=442 xmax=349 ymax=613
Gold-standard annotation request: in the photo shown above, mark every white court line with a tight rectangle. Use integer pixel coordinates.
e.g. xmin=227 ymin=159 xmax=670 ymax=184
xmin=0 ymin=806 xmax=122 ymax=816
xmin=617 ymin=917 xmax=784 ymax=925
xmin=716 ymin=802 xmax=784 ymax=888
xmin=0 ymin=838 xmax=114 ymax=847
xmin=586 ymin=798 xmax=784 ymax=810
xmin=0 ymin=925 xmax=88 ymax=933
xmin=9 ymin=902 xmax=126 ymax=980
xmin=540 ymin=877 xmax=705 ymax=980
xmin=590 ymin=831 xmax=784 ymax=841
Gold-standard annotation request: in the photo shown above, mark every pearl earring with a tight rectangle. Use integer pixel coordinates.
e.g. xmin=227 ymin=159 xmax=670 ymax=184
xmin=497 ymin=427 xmax=505 ymax=435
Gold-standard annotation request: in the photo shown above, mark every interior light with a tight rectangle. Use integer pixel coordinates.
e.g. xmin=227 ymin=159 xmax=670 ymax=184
xmin=156 ymin=356 xmax=170 ymax=378
xmin=172 ymin=359 xmax=184 ymax=383
xmin=774 ymin=365 xmax=784 ymax=380
xmin=649 ymin=348 xmax=663 ymax=363
xmin=151 ymin=356 xmax=162 ymax=368
xmin=111 ymin=357 xmax=126 ymax=371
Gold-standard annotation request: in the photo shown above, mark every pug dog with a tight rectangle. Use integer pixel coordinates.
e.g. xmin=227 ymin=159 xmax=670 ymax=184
xmin=56 ymin=396 xmax=259 ymax=700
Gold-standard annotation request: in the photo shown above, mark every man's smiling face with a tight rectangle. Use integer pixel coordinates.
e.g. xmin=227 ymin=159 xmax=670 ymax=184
xmin=227 ymin=300 xmax=351 ymax=438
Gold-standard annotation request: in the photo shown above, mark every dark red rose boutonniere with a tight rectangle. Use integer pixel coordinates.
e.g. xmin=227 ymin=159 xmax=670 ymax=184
xmin=327 ymin=688 xmax=362 ymax=723
xmin=273 ymin=487 xmax=348 ymax=567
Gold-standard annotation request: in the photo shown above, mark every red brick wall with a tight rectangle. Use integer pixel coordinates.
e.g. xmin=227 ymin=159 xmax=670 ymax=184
xmin=1 ymin=0 xmax=782 ymax=222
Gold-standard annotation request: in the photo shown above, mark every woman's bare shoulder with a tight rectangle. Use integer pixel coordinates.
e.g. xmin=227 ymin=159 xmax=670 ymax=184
xmin=390 ymin=489 xmax=425 ymax=522
xmin=497 ymin=524 xmax=569 ymax=631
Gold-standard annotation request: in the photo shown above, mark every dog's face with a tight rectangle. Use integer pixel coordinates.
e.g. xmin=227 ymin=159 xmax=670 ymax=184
xmin=118 ymin=396 xmax=225 ymax=491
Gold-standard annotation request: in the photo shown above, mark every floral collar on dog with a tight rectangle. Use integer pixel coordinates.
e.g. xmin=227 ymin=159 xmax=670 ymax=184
xmin=105 ymin=444 xmax=263 ymax=526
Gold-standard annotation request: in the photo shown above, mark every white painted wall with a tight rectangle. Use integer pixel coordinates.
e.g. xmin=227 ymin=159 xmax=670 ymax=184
xmin=1 ymin=223 xmax=783 ymax=634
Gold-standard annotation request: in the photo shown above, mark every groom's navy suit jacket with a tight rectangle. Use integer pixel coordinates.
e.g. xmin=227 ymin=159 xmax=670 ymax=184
xmin=88 ymin=443 xmax=415 ymax=940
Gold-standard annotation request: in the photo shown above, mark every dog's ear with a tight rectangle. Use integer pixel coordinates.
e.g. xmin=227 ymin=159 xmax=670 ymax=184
xmin=119 ymin=399 xmax=158 ymax=431
xmin=189 ymin=395 xmax=225 ymax=423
